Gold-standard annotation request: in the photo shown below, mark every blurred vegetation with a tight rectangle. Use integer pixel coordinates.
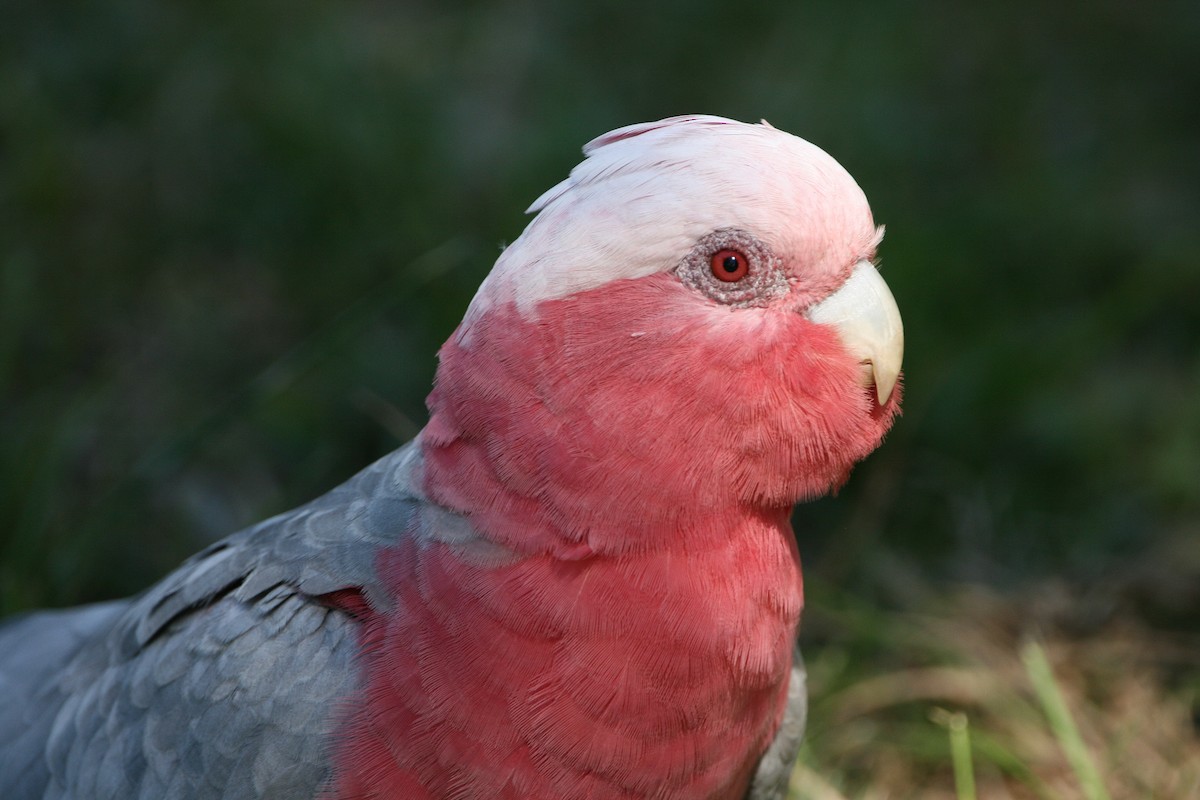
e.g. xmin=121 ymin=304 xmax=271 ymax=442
xmin=796 ymin=585 xmax=1200 ymax=797
xmin=2 ymin=0 xmax=1198 ymax=793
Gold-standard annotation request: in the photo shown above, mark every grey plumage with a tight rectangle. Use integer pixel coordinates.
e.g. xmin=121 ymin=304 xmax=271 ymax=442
xmin=0 ymin=439 xmax=807 ymax=799
xmin=0 ymin=444 xmax=424 ymax=799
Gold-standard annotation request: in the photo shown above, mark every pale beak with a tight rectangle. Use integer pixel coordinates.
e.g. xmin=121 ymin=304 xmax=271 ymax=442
xmin=806 ymin=261 xmax=904 ymax=404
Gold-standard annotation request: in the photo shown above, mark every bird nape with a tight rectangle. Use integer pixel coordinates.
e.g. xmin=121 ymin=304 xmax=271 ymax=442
xmin=0 ymin=115 xmax=902 ymax=800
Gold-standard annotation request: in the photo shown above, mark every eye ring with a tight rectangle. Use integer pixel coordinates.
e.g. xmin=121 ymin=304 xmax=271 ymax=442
xmin=710 ymin=249 xmax=749 ymax=282
xmin=677 ymin=228 xmax=785 ymax=307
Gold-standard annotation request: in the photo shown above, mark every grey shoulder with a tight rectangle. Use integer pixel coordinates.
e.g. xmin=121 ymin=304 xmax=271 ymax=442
xmin=0 ymin=440 xmax=436 ymax=800
xmin=39 ymin=589 xmax=358 ymax=799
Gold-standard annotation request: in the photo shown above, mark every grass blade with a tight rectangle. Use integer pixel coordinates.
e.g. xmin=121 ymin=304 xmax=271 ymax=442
xmin=931 ymin=708 xmax=977 ymax=800
xmin=1021 ymin=639 xmax=1112 ymax=800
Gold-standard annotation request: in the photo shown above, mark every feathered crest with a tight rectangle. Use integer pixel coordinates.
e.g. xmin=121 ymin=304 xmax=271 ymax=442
xmin=526 ymin=115 xmax=745 ymax=215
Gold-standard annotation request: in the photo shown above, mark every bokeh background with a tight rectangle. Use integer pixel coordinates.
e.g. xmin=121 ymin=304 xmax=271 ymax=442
xmin=2 ymin=0 xmax=1198 ymax=795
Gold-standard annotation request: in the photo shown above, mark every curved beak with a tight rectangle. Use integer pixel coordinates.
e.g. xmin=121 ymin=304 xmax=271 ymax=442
xmin=807 ymin=261 xmax=904 ymax=404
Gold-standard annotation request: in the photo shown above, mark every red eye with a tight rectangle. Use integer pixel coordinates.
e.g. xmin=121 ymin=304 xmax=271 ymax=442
xmin=710 ymin=249 xmax=749 ymax=282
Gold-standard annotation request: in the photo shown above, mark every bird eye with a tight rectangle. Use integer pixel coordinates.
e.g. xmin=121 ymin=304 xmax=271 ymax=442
xmin=710 ymin=249 xmax=749 ymax=282
xmin=678 ymin=229 xmax=784 ymax=307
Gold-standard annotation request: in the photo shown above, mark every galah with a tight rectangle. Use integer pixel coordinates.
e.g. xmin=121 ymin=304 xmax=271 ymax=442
xmin=0 ymin=115 xmax=902 ymax=799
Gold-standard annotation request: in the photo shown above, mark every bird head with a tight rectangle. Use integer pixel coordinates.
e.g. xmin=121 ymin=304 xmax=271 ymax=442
xmin=424 ymin=116 xmax=903 ymax=552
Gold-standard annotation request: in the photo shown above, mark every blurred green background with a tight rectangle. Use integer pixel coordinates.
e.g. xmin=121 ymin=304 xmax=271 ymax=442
xmin=2 ymin=0 xmax=1198 ymax=635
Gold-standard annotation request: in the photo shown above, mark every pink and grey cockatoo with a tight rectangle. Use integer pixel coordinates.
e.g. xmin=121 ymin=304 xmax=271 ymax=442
xmin=0 ymin=115 xmax=902 ymax=799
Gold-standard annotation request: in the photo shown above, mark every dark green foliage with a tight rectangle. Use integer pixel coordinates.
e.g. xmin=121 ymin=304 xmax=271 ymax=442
xmin=2 ymin=0 xmax=1198 ymax=628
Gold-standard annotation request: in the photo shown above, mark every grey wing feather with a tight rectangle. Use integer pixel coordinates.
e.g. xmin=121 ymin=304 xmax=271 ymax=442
xmin=0 ymin=440 xmax=437 ymax=800
xmin=132 ymin=439 xmax=426 ymax=651
xmin=0 ymin=602 xmax=128 ymax=798
xmin=746 ymin=643 xmax=808 ymax=800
